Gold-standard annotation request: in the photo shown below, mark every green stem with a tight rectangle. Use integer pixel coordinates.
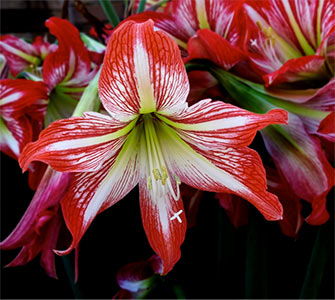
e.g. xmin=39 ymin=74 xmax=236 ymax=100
xmin=299 ymin=226 xmax=329 ymax=299
xmin=62 ymin=255 xmax=84 ymax=299
xmin=72 ymin=66 xmax=102 ymax=117
xmin=99 ymin=0 xmax=120 ymax=27
xmin=137 ymin=0 xmax=147 ymax=13
xmin=245 ymin=209 xmax=268 ymax=299
xmin=172 ymin=284 xmax=186 ymax=299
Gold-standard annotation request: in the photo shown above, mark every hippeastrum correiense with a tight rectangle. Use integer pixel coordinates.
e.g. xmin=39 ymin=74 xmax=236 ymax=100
xmin=20 ymin=20 xmax=287 ymax=274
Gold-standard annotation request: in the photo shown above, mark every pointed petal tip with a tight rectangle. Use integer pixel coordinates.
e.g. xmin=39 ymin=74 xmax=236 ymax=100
xmin=53 ymin=246 xmax=73 ymax=256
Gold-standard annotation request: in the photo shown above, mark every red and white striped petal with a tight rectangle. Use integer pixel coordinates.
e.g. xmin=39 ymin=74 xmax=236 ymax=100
xmin=43 ymin=17 xmax=92 ymax=91
xmin=0 ymin=79 xmax=48 ymax=119
xmin=185 ymin=29 xmax=246 ymax=71
xmin=158 ymin=100 xmax=287 ymax=149
xmin=99 ymin=20 xmax=189 ymax=121
xmin=0 ymin=116 xmax=32 ymax=159
xmin=263 ymin=55 xmax=326 ymax=86
xmin=139 ymin=178 xmax=186 ymax=275
xmin=0 ymin=35 xmax=40 ymax=76
xmin=261 ymin=113 xmax=334 ymax=216
xmin=157 ymin=122 xmax=283 ymax=221
xmin=124 ymin=12 xmax=189 ymax=49
xmin=57 ymin=127 xmax=142 ymax=255
xmin=19 ymin=112 xmax=131 ymax=172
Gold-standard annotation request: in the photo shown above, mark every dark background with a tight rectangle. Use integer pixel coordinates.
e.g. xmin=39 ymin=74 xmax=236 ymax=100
xmin=1 ymin=1 xmax=334 ymax=298
xmin=1 ymin=146 xmax=334 ymax=299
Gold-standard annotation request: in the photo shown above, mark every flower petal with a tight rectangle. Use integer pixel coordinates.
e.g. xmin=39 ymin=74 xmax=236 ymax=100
xmin=185 ymin=29 xmax=246 ymax=70
xmin=266 ymin=167 xmax=303 ymax=238
xmin=124 ymin=12 xmax=188 ymax=48
xmin=159 ymin=100 xmax=287 ymax=148
xmin=215 ymin=193 xmax=249 ymax=228
xmin=99 ymin=20 xmax=189 ymax=120
xmin=43 ymin=17 xmax=92 ymax=90
xmin=0 ymin=116 xmax=31 ymax=159
xmin=261 ymin=113 xmax=334 ymax=223
xmin=317 ymin=112 xmax=335 ymax=142
xmin=19 ymin=112 xmax=130 ymax=172
xmin=116 ymin=255 xmax=162 ymax=293
xmin=0 ymin=35 xmax=39 ymax=76
xmin=56 ymin=126 xmax=142 ymax=255
xmin=0 ymin=79 xmax=48 ymax=119
xmin=157 ymin=121 xmax=283 ymax=221
xmin=137 ymin=124 xmax=186 ymax=275
xmin=263 ymin=55 xmax=326 ymax=86
xmin=0 ymin=168 xmax=70 ymax=250
xmin=139 ymin=178 xmax=186 ymax=275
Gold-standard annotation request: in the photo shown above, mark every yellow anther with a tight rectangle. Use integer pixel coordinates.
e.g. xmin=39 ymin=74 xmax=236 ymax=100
xmin=161 ymin=166 xmax=168 ymax=183
xmin=152 ymin=168 xmax=162 ymax=181
xmin=174 ymin=174 xmax=181 ymax=185
xmin=147 ymin=176 xmax=152 ymax=190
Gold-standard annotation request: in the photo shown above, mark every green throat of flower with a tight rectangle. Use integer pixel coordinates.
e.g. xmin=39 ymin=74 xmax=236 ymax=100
xmin=141 ymin=113 xmax=180 ymax=200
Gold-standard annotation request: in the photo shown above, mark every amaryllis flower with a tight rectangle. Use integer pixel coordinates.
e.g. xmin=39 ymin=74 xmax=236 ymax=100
xmin=0 ymin=79 xmax=48 ymax=159
xmin=0 ymin=78 xmax=48 ymax=189
xmin=126 ymin=0 xmax=247 ymax=68
xmin=243 ymin=0 xmax=334 ymax=86
xmin=42 ymin=17 xmax=98 ymax=125
xmin=113 ymin=255 xmax=162 ymax=299
xmin=0 ymin=168 xmax=73 ymax=278
xmin=20 ymin=20 xmax=287 ymax=274
xmin=0 ymin=35 xmax=56 ymax=77
xmin=211 ymin=68 xmax=334 ymax=226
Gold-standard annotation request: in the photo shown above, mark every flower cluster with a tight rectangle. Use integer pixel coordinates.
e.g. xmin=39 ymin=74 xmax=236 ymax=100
xmin=1 ymin=0 xmax=333 ymax=289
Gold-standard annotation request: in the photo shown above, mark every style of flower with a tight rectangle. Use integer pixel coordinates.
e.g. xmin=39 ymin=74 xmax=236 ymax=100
xmin=20 ymin=20 xmax=287 ymax=274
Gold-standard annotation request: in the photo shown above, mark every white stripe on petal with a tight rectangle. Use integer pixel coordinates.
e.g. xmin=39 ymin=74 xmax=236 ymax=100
xmin=83 ymin=126 xmax=141 ymax=225
xmin=0 ymin=92 xmax=23 ymax=106
xmin=134 ymin=37 xmax=156 ymax=114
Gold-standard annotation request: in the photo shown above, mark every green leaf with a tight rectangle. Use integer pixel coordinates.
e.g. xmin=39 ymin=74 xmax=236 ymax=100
xmin=137 ymin=0 xmax=147 ymax=13
xmin=99 ymin=0 xmax=120 ymax=28
xmin=299 ymin=226 xmax=329 ymax=299
xmin=245 ymin=209 xmax=268 ymax=299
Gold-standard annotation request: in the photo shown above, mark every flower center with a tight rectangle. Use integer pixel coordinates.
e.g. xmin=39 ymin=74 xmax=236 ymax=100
xmin=142 ymin=114 xmax=180 ymax=200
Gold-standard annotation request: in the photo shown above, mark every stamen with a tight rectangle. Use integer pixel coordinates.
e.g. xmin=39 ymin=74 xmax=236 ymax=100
xmin=147 ymin=176 xmax=152 ymax=190
xmin=174 ymin=174 xmax=181 ymax=185
xmin=143 ymin=115 xmax=181 ymax=201
xmin=153 ymin=168 xmax=162 ymax=181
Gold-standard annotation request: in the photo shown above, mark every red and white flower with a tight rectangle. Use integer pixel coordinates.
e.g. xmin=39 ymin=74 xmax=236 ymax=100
xmin=243 ymin=0 xmax=335 ymax=86
xmin=126 ymin=0 xmax=247 ymax=69
xmin=0 ymin=79 xmax=48 ymax=158
xmin=0 ymin=35 xmax=57 ymax=77
xmin=20 ymin=20 xmax=287 ymax=274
